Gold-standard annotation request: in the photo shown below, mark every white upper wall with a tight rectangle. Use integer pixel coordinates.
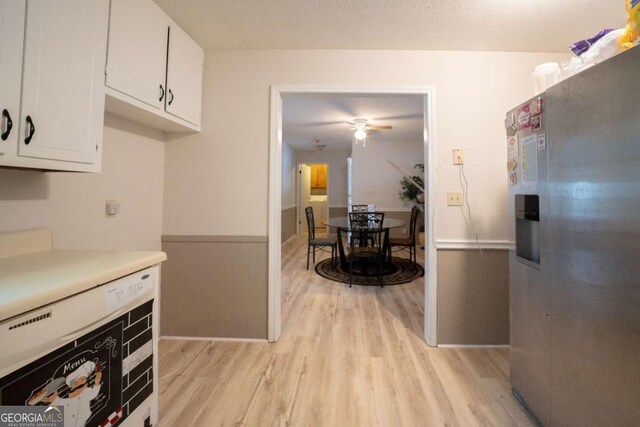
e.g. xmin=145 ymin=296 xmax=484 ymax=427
xmin=0 ymin=115 xmax=165 ymax=250
xmin=162 ymin=49 xmax=567 ymax=240
xmin=281 ymin=142 xmax=296 ymax=209
xmin=295 ymin=150 xmax=351 ymax=208
xmin=351 ymin=139 xmax=423 ymax=211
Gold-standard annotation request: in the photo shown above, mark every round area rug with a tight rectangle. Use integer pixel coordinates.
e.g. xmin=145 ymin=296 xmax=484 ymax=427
xmin=314 ymin=257 xmax=424 ymax=286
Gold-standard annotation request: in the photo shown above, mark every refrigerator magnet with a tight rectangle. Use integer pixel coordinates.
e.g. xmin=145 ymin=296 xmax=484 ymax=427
xmin=537 ymin=133 xmax=546 ymax=151
xmin=505 ymin=112 xmax=516 ymax=129
xmin=507 ymin=159 xmax=517 ymax=171
xmin=505 ymin=113 xmax=517 ymax=136
xmin=516 ymin=105 xmax=531 ymax=129
xmin=507 ymin=134 xmax=519 ymax=159
xmin=509 ymin=169 xmax=518 ymax=186
xmin=531 ymin=115 xmax=542 ymax=132
xmin=529 ymin=97 xmax=543 ymax=115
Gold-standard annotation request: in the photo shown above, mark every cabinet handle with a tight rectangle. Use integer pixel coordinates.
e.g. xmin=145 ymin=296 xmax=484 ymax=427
xmin=1 ymin=109 xmax=12 ymax=141
xmin=24 ymin=116 xmax=35 ymax=145
xmin=168 ymin=89 xmax=174 ymax=106
xmin=159 ymin=84 xmax=165 ymax=102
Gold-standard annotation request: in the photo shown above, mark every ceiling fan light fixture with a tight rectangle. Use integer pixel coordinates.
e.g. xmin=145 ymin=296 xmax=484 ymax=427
xmin=354 ymin=127 xmax=367 ymax=141
xmin=353 ymin=119 xmax=368 ymax=146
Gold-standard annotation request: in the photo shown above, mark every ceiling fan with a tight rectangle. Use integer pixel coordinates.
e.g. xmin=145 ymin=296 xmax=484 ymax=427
xmin=348 ymin=118 xmax=392 ymax=145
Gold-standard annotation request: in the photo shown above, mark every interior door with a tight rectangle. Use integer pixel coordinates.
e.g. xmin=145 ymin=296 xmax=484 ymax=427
xmin=165 ymin=23 xmax=203 ymax=125
xmin=0 ymin=0 xmax=25 ymax=155
xmin=299 ymin=165 xmax=311 ymax=234
xmin=18 ymin=0 xmax=108 ymax=164
xmin=106 ymin=0 xmax=169 ymax=110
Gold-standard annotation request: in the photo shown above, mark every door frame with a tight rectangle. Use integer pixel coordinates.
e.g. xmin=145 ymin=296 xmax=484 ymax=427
xmin=268 ymin=85 xmax=438 ymax=346
xmin=296 ymin=162 xmax=330 ymax=235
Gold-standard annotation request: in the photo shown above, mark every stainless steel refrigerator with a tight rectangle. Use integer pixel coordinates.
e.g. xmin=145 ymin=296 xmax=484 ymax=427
xmin=506 ymin=46 xmax=640 ymax=426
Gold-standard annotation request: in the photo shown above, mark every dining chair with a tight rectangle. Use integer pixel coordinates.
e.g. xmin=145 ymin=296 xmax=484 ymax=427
xmin=305 ymin=207 xmax=337 ymax=270
xmin=348 ymin=205 xmax=372 ymax=244
xmin=347 ymin=227 xmax=388 ymax=288
xmin=388 ymin=206 xmax=420 ymax=264
xmin=348 ymin=211 xmax=384 ymax=247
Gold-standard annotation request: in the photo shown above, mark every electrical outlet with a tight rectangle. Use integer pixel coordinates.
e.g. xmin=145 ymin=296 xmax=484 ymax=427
xmin=447 ymin=192 xmax=463 ymax=206
xmin=453 ymin=149 xmax=464 ymax=165
xmin=402 ymin=228 xmax=408 ymax=235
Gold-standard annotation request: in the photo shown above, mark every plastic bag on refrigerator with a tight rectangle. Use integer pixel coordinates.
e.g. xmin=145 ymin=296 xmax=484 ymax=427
xmin=622 ymin=0 xmax=640 ymax=47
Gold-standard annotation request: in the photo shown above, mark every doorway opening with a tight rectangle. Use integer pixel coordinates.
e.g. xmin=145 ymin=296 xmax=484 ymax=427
xmin=298 ymin=163 xmax=329 ymax=236
xmin=269 ymin=85 xmax=437 ymax=346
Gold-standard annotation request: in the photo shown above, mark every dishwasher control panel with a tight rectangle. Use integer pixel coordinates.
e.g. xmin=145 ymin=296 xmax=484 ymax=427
xmin=105 ymin=270 xmax=154 ymax=312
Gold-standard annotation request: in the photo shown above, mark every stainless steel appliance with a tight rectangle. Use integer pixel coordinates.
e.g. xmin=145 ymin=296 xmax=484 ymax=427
xmin=506 ymin=47 xmax=640 ymax=426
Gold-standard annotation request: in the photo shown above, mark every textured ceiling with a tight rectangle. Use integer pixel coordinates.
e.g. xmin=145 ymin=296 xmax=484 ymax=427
xmin=282 ymin=93 xmax=423 ymax=151
xmin=153 ymin=0 xmax=625 ymax=52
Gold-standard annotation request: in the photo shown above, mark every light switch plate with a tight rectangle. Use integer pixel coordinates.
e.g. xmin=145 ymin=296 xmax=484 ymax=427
xmin=106 ymin=199 xmax=119 ymax=217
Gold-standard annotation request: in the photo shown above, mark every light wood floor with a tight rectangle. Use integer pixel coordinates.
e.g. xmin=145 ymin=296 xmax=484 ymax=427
xmin=157 ymin=234 xmax=533 ymax=426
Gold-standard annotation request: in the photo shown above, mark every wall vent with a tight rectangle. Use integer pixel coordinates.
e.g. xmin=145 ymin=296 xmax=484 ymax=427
xmin=9 ymin=311 xmax=52 ymax=330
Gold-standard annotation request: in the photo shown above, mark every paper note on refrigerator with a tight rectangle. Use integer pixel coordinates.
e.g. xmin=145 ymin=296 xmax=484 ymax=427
xmin=521 ymin=135 xmax=538 ymax=182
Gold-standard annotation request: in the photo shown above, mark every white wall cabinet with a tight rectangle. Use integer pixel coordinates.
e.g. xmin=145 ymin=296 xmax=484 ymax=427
xmin=106 ymin=0 xmax=169 ymax=111
xmin=165 ymin=24 xmax=204 ymax=126
xmin=0 ymin=0 xmax=109 ymax=172
xmin=0 ymin=0 xmax=24 ymax=156
xmin=105 ymin=0 xmax=203 ymax=132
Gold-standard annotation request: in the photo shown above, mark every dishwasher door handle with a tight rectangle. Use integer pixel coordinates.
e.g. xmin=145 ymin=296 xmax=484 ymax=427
xmin=60 ymin=293 xmax=153 ymax=343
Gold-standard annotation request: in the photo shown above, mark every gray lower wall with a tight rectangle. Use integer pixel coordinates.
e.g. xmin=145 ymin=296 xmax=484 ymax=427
xmin=160 ymin=234 xmax=507 ymax=344
xmin=437 ymin=248 xmax=509 ymax=345
xmin=328 ymin=207 xmax=347 ymax=234
xmin=281 ymin=207 xmax=297 ymax=243
xmin=160 ymin=235 xmax=268 ymax=339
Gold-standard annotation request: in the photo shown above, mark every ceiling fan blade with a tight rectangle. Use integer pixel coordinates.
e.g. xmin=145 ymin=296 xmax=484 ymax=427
xmin=367 ymin=125 xmax=393 ymax=130
xmin=303 ymin=120 xmax=346 ymax=127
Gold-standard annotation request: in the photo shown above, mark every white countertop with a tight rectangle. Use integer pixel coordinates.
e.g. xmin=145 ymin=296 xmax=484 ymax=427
xmin=0 ymin=249 xmax=166 ymax=322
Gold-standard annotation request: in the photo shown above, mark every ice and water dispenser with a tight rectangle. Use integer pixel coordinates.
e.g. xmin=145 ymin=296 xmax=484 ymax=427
xmin=515 ymin=194 xmax=540 ymax=269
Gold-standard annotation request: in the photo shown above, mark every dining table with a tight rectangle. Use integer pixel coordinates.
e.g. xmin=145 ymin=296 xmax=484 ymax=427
xmin=322 ymin=216 xmax=406 ymax=271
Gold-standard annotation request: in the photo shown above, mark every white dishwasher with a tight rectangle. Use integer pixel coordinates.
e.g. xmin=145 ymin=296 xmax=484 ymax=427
xmin=0 ymin=266 xmax=159 ymax=427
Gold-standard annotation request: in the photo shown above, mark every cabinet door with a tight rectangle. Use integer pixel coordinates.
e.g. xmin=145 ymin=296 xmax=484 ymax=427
xmin=317 ymin=164 xmax=327 ymax=188
xmin=18 ymin=0 xmax=109 ymax=165
xmin=0 ymin=0 xmax=25 ymax=155
xmin=165 ymin=23 xmax=203 ymax=126
xmin=309 ymin=165 xmax=318 ymax=188
xmin=107 ymin=0 xmax=169 ymax=110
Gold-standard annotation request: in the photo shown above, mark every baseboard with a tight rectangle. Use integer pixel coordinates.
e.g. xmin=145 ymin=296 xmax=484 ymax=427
xmin=437 ymin=344 xmax=510 ymax=349
xmin=436 ymin=239 xmax=510 ymax=250
xmin=160 ymin=335 xmax=268 ymax=343
xmin=282 ymin=234 xmax=297 ymax=246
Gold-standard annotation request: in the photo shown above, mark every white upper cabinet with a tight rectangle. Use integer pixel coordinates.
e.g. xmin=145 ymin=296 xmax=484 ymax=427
xmin=106 ymin=0 xmax=169 ymax=110
xmin=0 ymin=0 xmax=109 ymax=172
xmin=0 ymin=0 xmax=26 ymax=156
xmin=19 ymin=0 xmax=109 ymax=166
xmin=166 ymin=24 xmax=204 ymax=126
xmin=105 ymin=0 xmax=204 ymax=132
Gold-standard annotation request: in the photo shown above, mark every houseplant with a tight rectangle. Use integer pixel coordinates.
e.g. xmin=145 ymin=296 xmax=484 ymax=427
xmin=398 ymin=163 xmax=424 ymax=204
xmin=398 ymin=163 xmax=425 ymax=247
